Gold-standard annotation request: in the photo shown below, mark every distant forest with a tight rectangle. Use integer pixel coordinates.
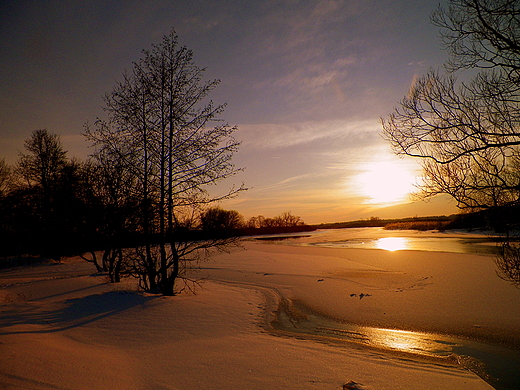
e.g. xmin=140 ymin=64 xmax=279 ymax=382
xmin=314 ymin=208 xmax=520 ymax=233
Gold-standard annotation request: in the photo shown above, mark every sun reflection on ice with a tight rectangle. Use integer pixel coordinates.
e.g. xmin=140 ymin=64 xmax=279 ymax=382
xmin=375 ymin=237 xmax=409 ymax=251
xmin=371 ymin=328 xmax=421 ymax=352
xmin=365 ymin=328 xmax=454 ymax=357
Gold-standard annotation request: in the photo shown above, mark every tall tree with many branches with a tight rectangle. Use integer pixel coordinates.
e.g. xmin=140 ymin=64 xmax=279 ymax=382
xmin=383 ymin=0 xmax=520 ymax=211
xmin=85 ymin=29 xmax=244 ymax=295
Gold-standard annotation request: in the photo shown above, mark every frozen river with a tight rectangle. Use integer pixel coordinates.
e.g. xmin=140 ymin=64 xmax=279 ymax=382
xmin=255 ymin=227 xmax=499 ymax=255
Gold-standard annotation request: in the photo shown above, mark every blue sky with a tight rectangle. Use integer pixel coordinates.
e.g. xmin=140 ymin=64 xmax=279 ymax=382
xmin=0 ymin=0 xmax=458 ymax=223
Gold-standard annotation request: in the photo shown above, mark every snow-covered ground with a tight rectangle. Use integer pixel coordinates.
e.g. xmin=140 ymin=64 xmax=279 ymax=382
xmin=2 ymin=233 xmax=513 ymax=389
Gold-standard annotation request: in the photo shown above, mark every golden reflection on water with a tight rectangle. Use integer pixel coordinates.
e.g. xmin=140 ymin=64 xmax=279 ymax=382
xmin=375 ymin=237 xmax=409 ymax=251
xmin=365 ymin=327 xmax=453 ymax=356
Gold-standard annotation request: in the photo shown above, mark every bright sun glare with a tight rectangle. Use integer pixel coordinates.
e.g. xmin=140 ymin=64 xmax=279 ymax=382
xmin=375 ymin=237 xmax=409 ymax=251
xmin=354 ymin=161 xmax=418 ymax=206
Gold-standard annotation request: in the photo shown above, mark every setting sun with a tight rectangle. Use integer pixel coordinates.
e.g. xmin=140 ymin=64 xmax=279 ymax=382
xmin=353 ymin=161 xmax=418 ymax=205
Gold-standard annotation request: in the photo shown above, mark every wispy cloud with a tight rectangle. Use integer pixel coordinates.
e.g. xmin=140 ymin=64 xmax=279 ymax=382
xmin=238 ymin=119 xmax=381 ymax=149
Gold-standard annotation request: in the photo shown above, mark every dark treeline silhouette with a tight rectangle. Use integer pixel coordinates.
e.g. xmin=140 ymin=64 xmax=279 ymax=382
xmin=245 ymin=211 xmax=306 ymax=229
xmin=314 ymin=215 xmax=455 ymax=230
xmin=0 ymin=129 xmax=245 ymax=288
xmin=0 ymin=130 xmax=139 ymax=261
xmin=199 ymin=207 xmax=313 ymax=237
xmin=0 ymin=130 xmax=97 ymax=260
xmin=0 ymin=139 xmax=312 ymax=286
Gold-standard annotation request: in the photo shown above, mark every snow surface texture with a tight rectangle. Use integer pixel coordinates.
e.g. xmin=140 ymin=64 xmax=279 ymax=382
xmin=0 ymin=237 xmax=503 ymax=389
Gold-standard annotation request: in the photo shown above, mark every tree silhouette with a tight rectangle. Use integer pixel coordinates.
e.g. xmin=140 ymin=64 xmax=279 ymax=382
xmin=85 ymin=29 xmax=245 ymax=295
xmin=382 ymin=0 xmax=520 ymax=287
xmin=17 ymin=129 xmax=67 ymax=192
xmin=15 ymin=130 xmax=69 ymax=258
xmin=0 ymin=158 xmax=13 ymax=198
xmin=382 ymin=0 xmax=520 ymax=211
xmin=80 ymin=150 xmax=141 ymax=281
xmin=0 ymin=130 xmax=97 ymax=261
xmin=200 ymin=207 xmax=244 ymax=233
xmin=496 ymin=241 xmax=520 ymax=288
xmin=246 ymin=212 xmax=304 ymax=228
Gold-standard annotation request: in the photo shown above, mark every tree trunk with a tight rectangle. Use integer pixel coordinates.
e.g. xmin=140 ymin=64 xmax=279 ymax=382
xmin=145 ymin=242 xmax=157 ymax=292
xmin=159 ymin=241 xmax=168 ymax=293
xmin=161 ymin=243 xmax=179 ymax=296
xmin=113 ymin=247 xmax=123 ymax=283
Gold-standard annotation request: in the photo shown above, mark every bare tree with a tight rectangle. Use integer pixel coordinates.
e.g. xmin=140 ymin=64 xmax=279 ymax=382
xmin=382 ymin=0 xmax=520 ymax=211
xmin=0 ymin=158 xmax=13 ymax=198
xmin=496 ymin=240 xmax=520 ymax=287
xmin=79 ymin=150 xmax=141 ymax=281
xmin=14 ymin=130 xmax=70 ymax=258
xmin=382 ymin=0 xmax=520 ymax=286
xmin=274 ymin=211 xmax=304 ymax=227
xmin=200 ymin=207 xmax=244 ymax=232
xmin=85 ymin=29 xmax=245 ymax=295
xmin=17 ymin=129 xmax=67 ymax=195
xmin=246 ymin=212 xmax=305 ymax=228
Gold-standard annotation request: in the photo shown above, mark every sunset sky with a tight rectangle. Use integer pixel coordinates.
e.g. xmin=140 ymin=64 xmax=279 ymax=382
xmin=0 ymin=0 xmax=459 ymax=224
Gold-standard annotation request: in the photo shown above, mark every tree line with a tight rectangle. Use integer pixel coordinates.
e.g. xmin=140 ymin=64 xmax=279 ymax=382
xmin=0 ymin=134 xmax=306 ymax=291
xmin=200 ymin=207 xmax=305 ymax=230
